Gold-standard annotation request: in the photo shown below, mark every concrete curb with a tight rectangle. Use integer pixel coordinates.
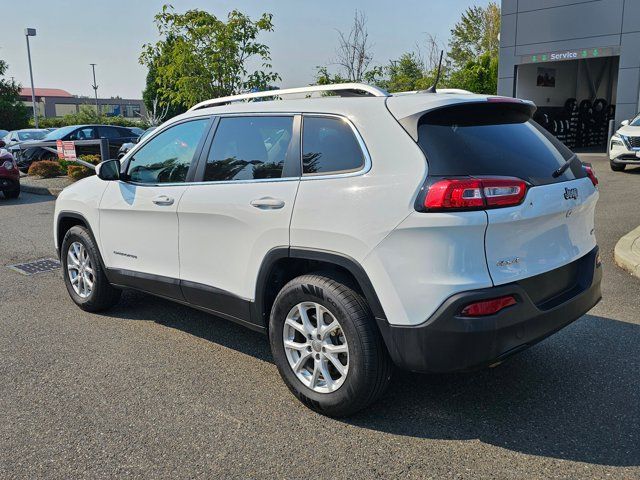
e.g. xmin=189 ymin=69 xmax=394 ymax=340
xmin=20 ymin=184 xmax=62 ymax=197
xmin=614 ymin=224 xmax=640 ymax=278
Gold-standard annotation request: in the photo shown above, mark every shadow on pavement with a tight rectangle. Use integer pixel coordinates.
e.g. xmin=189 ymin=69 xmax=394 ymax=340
xmin=109 ymin=292 xmax=639 ymax=467
xmin=0 ymin=192 xmax=54 ymax=205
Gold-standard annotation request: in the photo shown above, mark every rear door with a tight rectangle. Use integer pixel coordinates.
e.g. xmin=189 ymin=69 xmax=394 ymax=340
xmin=417 ymin=101 xmax=598 ymax=285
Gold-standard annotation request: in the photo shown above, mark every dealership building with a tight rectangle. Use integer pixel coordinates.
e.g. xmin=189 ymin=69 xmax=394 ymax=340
xmin=498 ymin=0 xmax=639 ymax=150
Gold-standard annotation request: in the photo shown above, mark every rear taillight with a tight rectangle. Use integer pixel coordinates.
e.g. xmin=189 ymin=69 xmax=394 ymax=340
xmin=460 ymin=295 xmax=517 ymax=317
xmin=422 ymin=177 xmax=527 ymax=211
xmin=583 ymin=164 xmax=598 ymax=187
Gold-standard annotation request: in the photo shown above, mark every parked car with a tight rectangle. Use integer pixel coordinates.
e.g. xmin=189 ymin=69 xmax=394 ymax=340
xmin=16 ymin=124 xmax=140 ymax=172
xmin=0 ymin=129 xmax=8 ymax=139
xmin=54 ymin=83 xmax=602 ymax=417
xmin=117 ymin=127 xmax=157 ymax=159
xmin=0 ymin=141 xmax=20 ymax=199
xmin=3 ymin=128 xmax=49 ymax=148
xmin=609 ymin=114 xmax=640 ymax=171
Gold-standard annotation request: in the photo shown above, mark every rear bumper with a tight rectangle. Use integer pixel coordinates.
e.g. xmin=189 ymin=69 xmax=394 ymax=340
xmin=377 ymin=246 xmax=602 ymax=373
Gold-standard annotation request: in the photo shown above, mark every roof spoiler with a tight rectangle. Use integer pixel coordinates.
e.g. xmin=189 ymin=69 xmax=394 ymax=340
xmin=397 ymin=98 xmax=537 ymax=141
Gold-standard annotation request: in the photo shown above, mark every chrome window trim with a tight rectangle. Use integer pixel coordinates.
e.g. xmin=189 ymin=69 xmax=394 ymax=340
xmin=121 ymin=111 xmax=371 ymax=187
xmin=300 ymin=113 xmax=372 ymax=181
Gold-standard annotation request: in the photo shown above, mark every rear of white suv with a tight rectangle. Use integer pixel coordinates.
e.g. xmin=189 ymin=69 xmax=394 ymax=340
xmin=371 ymin=96 xmax=601 ymax=372
xmin=54 ymin=86 xmax=601 ymax=417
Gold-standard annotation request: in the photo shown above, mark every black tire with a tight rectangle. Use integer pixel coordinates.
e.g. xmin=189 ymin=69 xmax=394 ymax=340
xmin=269 ymin=273 xmax=393 ymax=417
xmin=61 ymin=225 xmax=121 ymax=312
xmin=3 ymin=188 xmax=19 ymax=199
xmin=610 ymin=161 xmax=626 ymax=172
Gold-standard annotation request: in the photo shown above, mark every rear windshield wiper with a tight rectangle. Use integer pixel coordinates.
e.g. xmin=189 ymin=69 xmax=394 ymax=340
xmin=552 ymin=155 xmax=578 ymax=178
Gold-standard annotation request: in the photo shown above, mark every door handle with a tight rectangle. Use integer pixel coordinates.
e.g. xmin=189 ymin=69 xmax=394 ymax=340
xmin=152 ymin=195 xmax=174 ymax=206
xmin=250 ymin=197 xmax=285 ymax=210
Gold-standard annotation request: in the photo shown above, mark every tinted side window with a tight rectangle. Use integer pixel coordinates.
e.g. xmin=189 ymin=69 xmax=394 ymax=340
xmin=302 ymin=116 xmax=364 ymax=175
xmin=127 ymin=119 xmax=209 ymax=184
xmin=69 ymin=127 xmax=97 ymax=141
xmin=204 ymin=116 xmax=293 ymax=182
xmin=97 ymin=126 xmax=121 ymax=139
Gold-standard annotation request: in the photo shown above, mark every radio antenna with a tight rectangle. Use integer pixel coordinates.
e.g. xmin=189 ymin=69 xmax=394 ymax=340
xmin=426 ymin=50 xmax=444 ymax=93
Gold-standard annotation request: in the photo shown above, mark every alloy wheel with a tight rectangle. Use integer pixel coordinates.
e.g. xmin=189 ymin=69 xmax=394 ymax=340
xmin=283 ymin=302 xmax=349 ymax=393
xmin=67 ymin=241 xmax=94 ymax=299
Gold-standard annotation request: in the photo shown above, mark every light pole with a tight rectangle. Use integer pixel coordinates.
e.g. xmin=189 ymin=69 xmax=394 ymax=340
xmin=24 ymin=28 xmax=38 ymax=128
xmin=90 ymin=63 xmax=99 ymax=117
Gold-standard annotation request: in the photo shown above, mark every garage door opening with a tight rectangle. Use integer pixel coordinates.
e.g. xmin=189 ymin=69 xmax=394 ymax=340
xmin=515 ymin=55 xmax=619 ymax=153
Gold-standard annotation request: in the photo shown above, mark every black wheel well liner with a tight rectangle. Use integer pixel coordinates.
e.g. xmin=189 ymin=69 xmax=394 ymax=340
xmin=252 ymin=247 xmax=387 ymax=327
xmin=56 ymin=212 xmax=108 ymax=270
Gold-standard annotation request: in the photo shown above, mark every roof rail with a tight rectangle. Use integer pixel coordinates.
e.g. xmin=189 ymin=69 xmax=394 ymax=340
xmin=188 ymin=83 xmax=389 ymax=111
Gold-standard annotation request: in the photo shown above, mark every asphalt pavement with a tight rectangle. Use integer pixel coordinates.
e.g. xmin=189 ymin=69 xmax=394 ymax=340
xmin=1 ymin=154 xmax=639 ymax=479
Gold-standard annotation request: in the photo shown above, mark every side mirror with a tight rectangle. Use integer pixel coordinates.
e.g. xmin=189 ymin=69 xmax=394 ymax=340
xmin=96 ymin=159 xmax=121 ymax=181
xmin=621 ymin=119 xmax=630 ymax=126
xmin=0 ymin=140 xmax=5 ymax=148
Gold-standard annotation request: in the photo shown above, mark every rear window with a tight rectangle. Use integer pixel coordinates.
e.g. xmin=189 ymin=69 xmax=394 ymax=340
xmin=417 ymin=102 xmax=586 ymax=185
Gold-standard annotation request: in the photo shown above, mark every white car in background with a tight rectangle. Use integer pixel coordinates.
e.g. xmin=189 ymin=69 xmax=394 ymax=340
xmin=609 ymin=115 xmax=640 ymax=171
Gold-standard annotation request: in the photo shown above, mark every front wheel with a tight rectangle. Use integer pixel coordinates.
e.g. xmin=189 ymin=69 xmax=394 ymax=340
xmin=61 ymin=225 xmax=121 ymax=312
xmin=269 ymin=273 xmax=393 ymax=417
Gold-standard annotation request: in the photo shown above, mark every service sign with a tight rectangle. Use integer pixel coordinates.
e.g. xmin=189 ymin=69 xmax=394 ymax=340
xmin=520 ymin=46 xmax=620 ymax=64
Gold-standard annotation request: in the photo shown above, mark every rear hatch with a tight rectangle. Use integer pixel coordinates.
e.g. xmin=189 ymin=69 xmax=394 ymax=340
xmin=411 ymin=99 xmax=598 ymax=286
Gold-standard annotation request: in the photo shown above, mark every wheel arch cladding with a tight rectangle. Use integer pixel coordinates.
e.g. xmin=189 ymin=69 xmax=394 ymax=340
xmin=254 ymin=247 xmax=387 ymax=328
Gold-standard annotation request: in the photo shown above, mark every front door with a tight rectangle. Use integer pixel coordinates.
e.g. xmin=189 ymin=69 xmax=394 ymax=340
xmin=99 ymin=117 xmax=211 ymax=298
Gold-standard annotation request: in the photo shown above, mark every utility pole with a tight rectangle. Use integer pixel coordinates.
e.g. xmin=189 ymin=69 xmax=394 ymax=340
xmin=24 ymin=28 xmax=38 ymax=128
xmin=90 ymin=63 xmax=99 ymax=117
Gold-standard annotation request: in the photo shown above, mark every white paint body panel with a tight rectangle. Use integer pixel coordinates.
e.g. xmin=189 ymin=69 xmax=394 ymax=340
xmin=53 ymin=175 xmax=108 ymax=249
xmin=178 ymin=180 xmax=299 ymax=299
xmin=290 ymin=102 xmax=426 ymax=263
xmin=484 ymin=177 xmax=598 ymax=285
xmin=362 ymin=211 xmax=493 ymax=326
xmin=98 ymin=181 xmax=188 ymax=278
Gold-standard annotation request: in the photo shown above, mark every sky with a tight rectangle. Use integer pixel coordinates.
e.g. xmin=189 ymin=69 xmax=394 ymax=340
xmin=1 ymin=0 xmax=490 ymax=100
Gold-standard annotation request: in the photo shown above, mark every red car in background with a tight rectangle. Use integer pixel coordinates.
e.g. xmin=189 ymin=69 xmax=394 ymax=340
xmin=0 ymin=140 xmax=20 ymax=199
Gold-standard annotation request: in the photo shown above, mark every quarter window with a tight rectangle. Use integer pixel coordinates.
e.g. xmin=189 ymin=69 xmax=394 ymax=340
xmin=302 ymin=116 xmax=364 ymax=175
xmin=127 ymin=118 xmax=209 ymax=184
xmin=204 ymin=116 xmax=294 ymax=182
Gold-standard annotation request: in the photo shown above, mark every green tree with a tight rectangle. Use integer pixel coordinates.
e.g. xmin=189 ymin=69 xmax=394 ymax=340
xmin=449 ymin=2 xmax=500 ymax=68
xmin=448 ymin=51 xmax=498 ymax=94
xmin=142 ymin=55 xmax=186 ymax=122
xmin=0 ymin=60 xmax=29 ymax=130
xmin=381 ymin=52 xmax=432 ymax=92
xmin=140 ymin=5 xmax=279 ymax=107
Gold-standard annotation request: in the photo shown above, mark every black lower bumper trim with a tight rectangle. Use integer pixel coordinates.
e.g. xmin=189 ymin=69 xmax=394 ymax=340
xmin=377 ymin=246 xmax=602 ymax=373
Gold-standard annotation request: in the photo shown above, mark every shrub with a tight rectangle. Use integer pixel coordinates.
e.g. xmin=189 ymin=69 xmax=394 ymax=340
xmin=79 ymin=154 xmax=101 ymax=165
xmin=28 ymin=160 xmax=61 ymax=178
xmin=67 ymin=165 xmax=93 ymax=181
xmin=58 ymin=158 xmax=71 ymax=174
xmin=66 ymin=155 xmax=101 ymax=182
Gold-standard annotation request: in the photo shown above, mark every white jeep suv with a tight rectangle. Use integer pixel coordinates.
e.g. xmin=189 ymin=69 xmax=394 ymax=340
xmin=54 ymin=83 xmax=602 ymax=417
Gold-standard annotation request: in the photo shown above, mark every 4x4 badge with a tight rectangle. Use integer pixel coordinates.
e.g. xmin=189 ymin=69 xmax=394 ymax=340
xmin=564 ymin=187 xmax=578 ymax=200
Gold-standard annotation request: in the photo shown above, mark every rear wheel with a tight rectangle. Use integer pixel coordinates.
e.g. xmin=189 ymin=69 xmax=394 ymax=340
xmin=610 ymin=161 xmax=626 ymax=172
xmin=269 ymin=273 xmax=393 ymax=417
xmin=61 ymin=226 xmax=121 ymax=312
